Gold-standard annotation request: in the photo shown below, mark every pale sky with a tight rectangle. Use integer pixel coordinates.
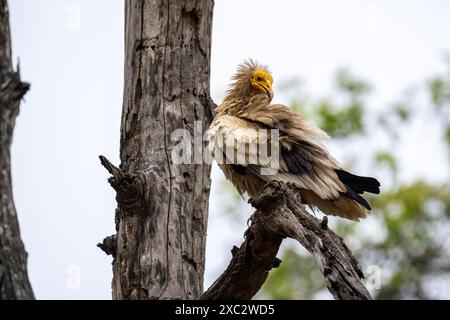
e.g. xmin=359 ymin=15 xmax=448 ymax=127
xmin=7 ymin=0 xmax=450 ymax=299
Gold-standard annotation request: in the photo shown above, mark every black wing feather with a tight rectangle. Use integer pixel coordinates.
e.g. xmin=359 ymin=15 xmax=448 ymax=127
xmin=341 ymin=185 xmax=372 ymax=210
xmin=335 ymin=169 xmax=380 ymax=194
xmin=282 ymin=144 xmax=314 ymax=174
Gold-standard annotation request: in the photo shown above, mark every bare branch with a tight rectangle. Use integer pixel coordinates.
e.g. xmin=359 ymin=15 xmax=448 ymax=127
xmin=97 ymin=235 xmax=117 ymax=257
xmin=201 ymin=213 xmax=283 ymax=300
xmin=202 ymin=181 xmax=372 ymax=300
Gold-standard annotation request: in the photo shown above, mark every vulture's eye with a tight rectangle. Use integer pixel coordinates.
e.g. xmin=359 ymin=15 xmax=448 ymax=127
xmin=256 ymin=76 xmax=262 ymax=81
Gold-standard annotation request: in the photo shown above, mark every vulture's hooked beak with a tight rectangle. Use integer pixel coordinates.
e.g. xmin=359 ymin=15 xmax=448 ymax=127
xmin=264 ymin=81 xmax=274 ymax=100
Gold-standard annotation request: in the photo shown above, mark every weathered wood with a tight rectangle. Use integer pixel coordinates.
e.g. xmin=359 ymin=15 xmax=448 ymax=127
xmin=0 ymin=0 xmax=34 ymax=300
xmin=201 ymin=218 xmax=283 ymax=300
xmin=202 ymin=182 xmax=372 ymax=300
xmin=100 ymin=0 xmax=215 ymax=299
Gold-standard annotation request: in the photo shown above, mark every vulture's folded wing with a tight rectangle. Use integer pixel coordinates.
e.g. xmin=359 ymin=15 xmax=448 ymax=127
xmin=239 ymin=103 xmax=330 ymax=141
xmin=207 ymin=114 xmax=275 ymax=168
xmin=237 ymin=103 xmax=346 ymax=200
xmin=209 ymin=107 xmax=379 ymax=207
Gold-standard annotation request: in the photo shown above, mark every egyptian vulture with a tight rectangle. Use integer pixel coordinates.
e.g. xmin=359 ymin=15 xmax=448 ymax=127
xmin=208 ymin=60 xmax=380 ymax=221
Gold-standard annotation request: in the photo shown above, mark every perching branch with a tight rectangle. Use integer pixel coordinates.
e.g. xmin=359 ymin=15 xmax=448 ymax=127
xmin=97 ymin=234 xmax=117 ymax=257
xmin=202 ymin=181 xmax=372 ymax=300
xmin=201 ymin=213 xmax=283 ymax=300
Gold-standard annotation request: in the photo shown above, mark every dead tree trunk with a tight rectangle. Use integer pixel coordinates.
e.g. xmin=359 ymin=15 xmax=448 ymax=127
xmin=0 ymin=0 xmax=34 ymax=300
xmin=99 ymin=0 xmax=215 ymax=299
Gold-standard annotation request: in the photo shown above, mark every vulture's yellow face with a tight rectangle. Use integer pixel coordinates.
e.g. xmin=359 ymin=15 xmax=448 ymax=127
xmin=250 ymin=69 xmax=273 ymax=98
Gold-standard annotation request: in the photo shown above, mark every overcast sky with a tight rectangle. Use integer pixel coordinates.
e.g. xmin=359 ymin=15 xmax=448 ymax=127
xmin=7 ymin=0 xmax=450 ymax=299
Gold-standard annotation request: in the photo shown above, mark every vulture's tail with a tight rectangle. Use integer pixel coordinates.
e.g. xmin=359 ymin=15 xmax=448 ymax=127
xmin=335 ymin=169 xmax=380 ymax=195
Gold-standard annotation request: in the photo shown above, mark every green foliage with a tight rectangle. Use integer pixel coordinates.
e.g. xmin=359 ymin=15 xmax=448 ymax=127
xmin=256 ymin=246 xmax=327 ymax=300
xmin=446 ymin=127 xmax=450 ymax=151
xmin=336 ymin=69 xmax=371 ymax=97
xmin=428 ymin=66 xmax=450 ymax=158
xmin=288 ymin=69 xmax=370 ymax=138
xmin=375 ymin=151 xmax=397 ymax=174
xmin=369 ymin=182 xmax=450 ymax=299
xmin=430 ymin=77 xmax=450 ymax=108
xmin=393 ymin=104 xmax=411 ymax=122
xmin=315 ymin=100 xmax=364 ymax=137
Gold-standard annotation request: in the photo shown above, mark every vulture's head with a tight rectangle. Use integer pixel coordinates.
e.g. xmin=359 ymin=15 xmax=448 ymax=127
xmin=224 ymin=60 xmax=274 ymax=102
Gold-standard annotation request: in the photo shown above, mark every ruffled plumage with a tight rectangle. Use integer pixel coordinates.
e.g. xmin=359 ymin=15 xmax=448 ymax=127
xmin=208 ymin=60 xmax=380 ymax=221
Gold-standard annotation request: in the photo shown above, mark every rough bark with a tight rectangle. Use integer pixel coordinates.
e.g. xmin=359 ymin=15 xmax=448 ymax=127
xmin=0 ymin=0 xmax=34 ymax=300
xmin=100 ymin=0 xmax=215 ymax=299
xmin=202 ymin=182 xmax=372 ymax=300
